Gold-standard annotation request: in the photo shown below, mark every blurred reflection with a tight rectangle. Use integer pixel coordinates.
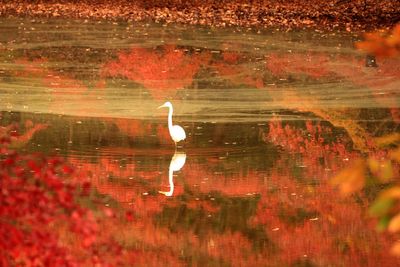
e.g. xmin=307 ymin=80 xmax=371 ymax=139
xmin=159 ymin=151 xmax=186 ymax=197
xmin=2 ymin=111 xmax=400 ymax=266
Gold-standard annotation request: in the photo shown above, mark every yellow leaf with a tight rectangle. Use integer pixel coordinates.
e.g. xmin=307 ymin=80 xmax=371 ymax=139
xmin=391 ymin=241 xmax=400 ymax=256
xmin=388 ymin=24 xmax=400 ymax=46
xmin=374 ymin=133 xmax=400 ymax=147
xmin=331 ymin=159 xmax=366 ymax=195
xmin=379 ymin=161 xmax=394 ymax=182
xmin=367 ymin=158 xmax=380 ymax=174
xmin=378 ymin=187 xmax=400 ymax=200
xmin=369 ymin=158 xmax=394 ymax=182
xmin=388 ymin=214 xmax=400 ymax=233
xmin=390 ymin=147 xmax=400 ymax=162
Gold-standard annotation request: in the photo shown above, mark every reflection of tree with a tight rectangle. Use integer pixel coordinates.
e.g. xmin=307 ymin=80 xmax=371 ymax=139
xmin=255 ymin=118 xmax=400 ymax=266
xmin=0 ymin=119 xmax=48 ymax=149
xmin=58 ymin=120 xmax=400 ymax=266
xmin=266 ymin=52 xmax=331 ymax=78
xmin=274 ymin=89 xmax=375 ymax=152
xmin=265 ymin=52 xmax=400 ymax=125
xmin=211 ymin=51 xmax=264 ymax=88
xmin=102 ymin=45 xmax=211 ymax=99
xmin=12 ymin=58 xmax=107 ymax=116
xmin=263 ymin=51 xmax=399 ymax=152
xmin=329 ymin=55 xmax=400 ymax=124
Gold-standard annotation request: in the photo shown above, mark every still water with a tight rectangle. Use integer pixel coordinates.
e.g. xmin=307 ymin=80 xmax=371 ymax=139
xmin=1 ymin=18 xmax=400 ymax=266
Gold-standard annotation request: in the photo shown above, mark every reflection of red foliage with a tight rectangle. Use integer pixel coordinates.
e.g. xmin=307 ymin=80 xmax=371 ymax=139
xmin=391 ymin=108 xmax=400 ymax=124
xmin=266 ymin=53 xmax=331 ymax=78
xmin=1 ymin=120 xmax=48 ymax=148
xmin=265 ymin=52 xmax=400 ymax=124
xmin=222 ymin=51 xmax=240 ymax=64
xmin=14 ymin=58 xmax=107 ymax=116
xmin=102 ymin=45 xmax=210 ymax=99
xmin=329 ymin=56 xmax=400 ymax=87
xmin=329 ymin=56 xmax=400 ymax=124
xmin=15 ymin=59 xmax=88 ymax=94
xmin=252 ymin=167 xmax=398 ymax=267
xmin=57 ymin=118 xmax=400 ymax=266
xmin=250 ymin=119 xmax=400 ymax=266
xmin=211 ymin=51 xmax=264 ymax=88
xmin=104 ymin=118 xmax=173 ymax=145
xmin=267 ymin=119 xmax=357 ymax=171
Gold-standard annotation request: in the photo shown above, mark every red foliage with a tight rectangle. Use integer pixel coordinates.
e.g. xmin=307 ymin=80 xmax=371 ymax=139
xmin=356 ymin=24 xmax=400 ymax=58
xmin=0 ymin=125 xmax=134 ymax=266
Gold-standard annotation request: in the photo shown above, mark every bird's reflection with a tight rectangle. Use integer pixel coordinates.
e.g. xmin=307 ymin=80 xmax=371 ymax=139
xmin=159 ymin=151 xmax=186 ymax=197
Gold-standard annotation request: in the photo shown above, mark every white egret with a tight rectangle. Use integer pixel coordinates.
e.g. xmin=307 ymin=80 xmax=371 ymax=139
xmin=159 ymin=151 xmax=186 ymax=197
xmin=158 ymin=101 xmax=186 ymax=145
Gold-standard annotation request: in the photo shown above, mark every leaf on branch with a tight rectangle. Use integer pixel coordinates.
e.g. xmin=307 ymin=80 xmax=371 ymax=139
xmin=391 ymin=241 xmax=400 ymax=256
xmin=369 ymin=198 xmax=394 ymax=218
xmin=331 ymin=159 xmax=366 ymax=195
xmin=390 ymin=147 xmax=400 ymax=162
xmin=388 ymin=214 xmax=400 ymax=233
xmin=377 ymin=187 xmax=400 ymax=200
xmin=355 ymin=24 xmax=400 ymax=58
xmin=374 ymin=133 xmax=400 ymax=147
xmin=368 ymin=158 xmax=393 ymax=182
xmin=376 ymin=215 xmax=391 ymax=232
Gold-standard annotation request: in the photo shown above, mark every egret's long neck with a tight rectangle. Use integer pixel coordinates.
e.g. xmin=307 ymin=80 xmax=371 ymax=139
xmin=167 ymin=105 xmax=173 ymax=130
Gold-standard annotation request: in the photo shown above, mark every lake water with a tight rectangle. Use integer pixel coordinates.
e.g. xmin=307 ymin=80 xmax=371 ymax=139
xmin=1 ymin=18 xmax=400 ymax=266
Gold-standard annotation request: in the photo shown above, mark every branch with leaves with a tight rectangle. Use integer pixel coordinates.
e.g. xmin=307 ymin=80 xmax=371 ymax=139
xmin=332 ymin=23 xmax=400 ymax=255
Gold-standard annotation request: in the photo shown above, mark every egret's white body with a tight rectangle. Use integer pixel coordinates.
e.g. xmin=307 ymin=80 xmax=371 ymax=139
xmin=158 ymin=101 xmax=186 ymax=145
xmin=159 ymin=151 xmax=186 ymax=197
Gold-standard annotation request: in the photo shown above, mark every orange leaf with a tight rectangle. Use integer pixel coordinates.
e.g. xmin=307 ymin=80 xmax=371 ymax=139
xmin=390 ymin=147 xmax=400 ymax=162
xmin=379 ymin=187 xmax=400 ymax=200
xmin=331 ymin=159 xmax=366 ymax=195
xmin=374 ymin=133 xmax=400 ymax=147
xmin=388 ymin=214 xmax=400 ymax=233
xmin=367 ymin=158 xmax=380 ymax=174
xmin=391 ymin=241 xmax=400 ymax=256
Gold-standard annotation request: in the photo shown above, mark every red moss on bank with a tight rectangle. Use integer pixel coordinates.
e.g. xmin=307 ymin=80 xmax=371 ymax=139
xmin=0 ymin=0 xmax=398 ymax=31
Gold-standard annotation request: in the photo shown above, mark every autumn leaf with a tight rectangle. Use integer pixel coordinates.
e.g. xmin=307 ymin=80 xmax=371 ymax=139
xmin=376 ymin=216 xmax=391 ymax=232
xmin=388 ymin=24 xmax=400 ymax=46
xmin=391 ymin=241 xmax=400 ymax=256
xmin=388 ymin=214 xmax=400 ymax=233
xmin=377 ymin=187 xmax=400 ymax=200
xmin=367 ymin=158 xmax=380 ymax=174
xmin=374 ymin=133 xmax=400 ymax=147
xmin=369 ymin=198 xmax=394 ymax=218
xmin=367 ymin=158 xmax=393 ymax=183
xmin=390 ymin=147 xmax=400 ymax=162
xmin=331 ymin=159 xmax=366 ymax=195
xmin=355 ymin=24 xmax=400 ymax=58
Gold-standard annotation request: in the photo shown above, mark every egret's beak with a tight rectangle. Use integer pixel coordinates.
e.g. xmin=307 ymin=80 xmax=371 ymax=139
xmin=157 ymin=104 xmax=166 ymax=109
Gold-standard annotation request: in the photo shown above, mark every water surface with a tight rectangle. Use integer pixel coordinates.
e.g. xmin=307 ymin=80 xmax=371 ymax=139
xmin=1 ymin=18 xmax=399 ymax=266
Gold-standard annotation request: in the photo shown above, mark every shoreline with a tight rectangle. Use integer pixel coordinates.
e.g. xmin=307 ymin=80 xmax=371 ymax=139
xmin=0 ymin=1 xmax=398 ymax=32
